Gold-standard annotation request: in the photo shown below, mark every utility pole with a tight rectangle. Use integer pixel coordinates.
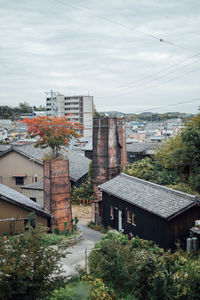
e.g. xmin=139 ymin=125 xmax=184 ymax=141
xmin=45 ymin=90 xmax=59 ymax=116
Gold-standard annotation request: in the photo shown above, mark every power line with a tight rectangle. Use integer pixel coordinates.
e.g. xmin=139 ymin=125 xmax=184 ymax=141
xmin=133 ymin=98 xmax=200 ymax=114
xmin=95 ymin=63 xmax=200 ymax=99
xmin=54 ymin=0 xmax=199 ymax=53
xmin=95 ymin=54 xmax=200 ymax=97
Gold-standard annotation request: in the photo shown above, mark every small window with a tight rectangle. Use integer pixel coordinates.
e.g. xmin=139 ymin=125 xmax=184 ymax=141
xmin=34 ymin=175 xmax=37 ymax=182
xmin=30 ymin=197 xmax=36 ymax=202
xmin=110 ymin=206 xmax=114 ymax=220
xmin=15 ymin=177 xmax=24 ymax=185
xmin=127 ymin=211 xmax=136 ymax=226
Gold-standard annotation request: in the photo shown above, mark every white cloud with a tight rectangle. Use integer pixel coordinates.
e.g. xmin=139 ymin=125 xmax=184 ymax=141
xmin=0 ymin=0 xmax=200 ymax=114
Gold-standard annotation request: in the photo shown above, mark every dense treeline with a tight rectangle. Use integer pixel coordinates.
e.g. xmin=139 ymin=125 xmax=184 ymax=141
xmin=125 ymin=113 xmax=200 ymax=196
xmin=0 ymin=102 xmax=46 ymax=120
xmin=126 ymin=111 xmax=193 ymax=122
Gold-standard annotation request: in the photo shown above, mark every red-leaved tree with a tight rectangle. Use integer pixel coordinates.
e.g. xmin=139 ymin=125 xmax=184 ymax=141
xmin=22 ymin=115 xmax=83 ymax=157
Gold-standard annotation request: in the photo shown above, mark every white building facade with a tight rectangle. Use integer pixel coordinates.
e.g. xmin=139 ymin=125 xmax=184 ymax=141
xmin=46 ymin=94 xmax=93 ymax=139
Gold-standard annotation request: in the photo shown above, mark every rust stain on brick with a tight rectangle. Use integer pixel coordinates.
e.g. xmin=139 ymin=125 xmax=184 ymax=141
xmin=44 ymin=159 xmax=72 ymax=231
xmin=91 ymin=117 xmax=127 ymax=223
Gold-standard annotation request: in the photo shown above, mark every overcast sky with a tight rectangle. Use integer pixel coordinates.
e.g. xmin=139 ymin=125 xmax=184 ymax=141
xmin=0 ymin=0 xmax=200 ymax=114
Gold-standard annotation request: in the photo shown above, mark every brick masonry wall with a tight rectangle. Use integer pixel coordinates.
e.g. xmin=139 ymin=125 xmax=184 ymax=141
xmin=44 ymin=159 xmax=72 ymax=231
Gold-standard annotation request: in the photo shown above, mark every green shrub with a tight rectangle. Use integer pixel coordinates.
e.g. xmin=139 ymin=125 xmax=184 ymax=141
xmin=50 ymin=276 xmax=89 ymax=300
xmin=54 ymin=226 xmax=61 ymax=235
xmin=89 ymin=232 xmax=200 ymax=299
xmin=87 ymin=221 xmax=108 ymax=233
xmin=0 ymin=225 xmax=66 ymax=299
xmin=71 ymin=216 xmax=79 ymax=233
xmin=71 ymin=182 xmax=94 ymax=204
xmin=41 ymin=233 xmax=66 ymax=246
xmin=83 ymin=275 xmax=115 ymax=300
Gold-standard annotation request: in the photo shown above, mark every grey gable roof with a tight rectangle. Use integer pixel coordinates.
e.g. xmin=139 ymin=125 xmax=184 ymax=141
xmin=0 ymin=144 xmax=91 ymax=182
xmin=22 ymin=181 xmax=43 ymax=190
xmin=99 ymin=173 xmax=198 ymax=220
xmin=0 ymin=183 xmax=50 ymax=217
xmin=126 ymin=142 xmax=160 ymax=153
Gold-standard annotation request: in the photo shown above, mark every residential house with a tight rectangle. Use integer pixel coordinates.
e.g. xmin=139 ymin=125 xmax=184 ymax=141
xmin=21 ymin=181 xmax=43 ymax=207
xmin=0 ymin=128 xmax=8 ymax=141
xmin=0 ymin=143 xmax=90 ymax=195
xmin=99 ymin=173 xmax=200 ymax=249
xmin=126 ymin=142 xmax=160 ymax=163
xmin=0 ymin=183 xmax=51 ymax=235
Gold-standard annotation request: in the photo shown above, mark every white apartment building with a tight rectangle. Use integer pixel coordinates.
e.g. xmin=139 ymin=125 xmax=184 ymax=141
xmin=46 ymin=94 xmax=93 ymax=139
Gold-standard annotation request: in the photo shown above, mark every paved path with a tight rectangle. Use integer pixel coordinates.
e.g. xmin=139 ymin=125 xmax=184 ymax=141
xmin=79 ymin=223 xmax=103 ymax=243
xmin=60 ymin=224 xmax=103 ymax=277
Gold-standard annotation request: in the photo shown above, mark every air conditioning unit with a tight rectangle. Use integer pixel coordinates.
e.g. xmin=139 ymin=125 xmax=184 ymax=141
xmin=195 ymin=220 xmax=200 ymax=226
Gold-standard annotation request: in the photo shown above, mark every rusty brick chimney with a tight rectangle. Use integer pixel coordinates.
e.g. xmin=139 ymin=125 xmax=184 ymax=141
xmin=44 ymin=159 xmax=72 ymax=231
xmin=91 ymin=117 xmax=126 ymax=224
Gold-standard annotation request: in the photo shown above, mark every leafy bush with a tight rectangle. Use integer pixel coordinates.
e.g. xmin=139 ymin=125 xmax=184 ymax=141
xmin=71 ymin=182 xmax=94 ymax=204
xmin=88 ymin=232 xmax=200 ymax=299
xmin=87 ymin=221 xmax=108 ymax=233
xmin=83 ymin=275 xmax=115 ymax=300
xmin=50 ymin=276 xmax=89 ymax=300
xmin=41 ymin=233 xmax=67 ymax=246
xmin=71 ymin=216 xmax=79 ymax=233
xmin=167 ymin=182 xmax=200 ymax=196
xmin=0 ymin=225 xmax=66 ymax=299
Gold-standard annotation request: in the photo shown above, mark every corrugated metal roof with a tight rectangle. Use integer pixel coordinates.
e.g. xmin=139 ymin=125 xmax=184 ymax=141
xmin=99 ymin=173 xmax=198 ymax=220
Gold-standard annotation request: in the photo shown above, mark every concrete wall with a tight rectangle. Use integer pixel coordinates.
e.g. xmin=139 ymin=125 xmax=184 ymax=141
xmin=0 ymin=198 xmax=48 ymax=235
xmin=0 ymin=151 xmax=43 ymax=192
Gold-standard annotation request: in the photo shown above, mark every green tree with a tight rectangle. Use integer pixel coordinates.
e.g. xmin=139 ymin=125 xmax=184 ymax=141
xmin=154 ymin=134 xmax=186 ymax=177
xmin=22 ymin=116 xmax=82 ymax=157
xmin=0 ymin=225 xmax=66 ymax=300
xmin=125 ymin=157 xmax=178 ymax=186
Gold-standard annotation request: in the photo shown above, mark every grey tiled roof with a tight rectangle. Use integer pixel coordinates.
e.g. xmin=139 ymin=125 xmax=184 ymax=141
xmin=22 ymin=181 xmax=43 ymax=190
xmin=0 ymin=144 xmax=91 ymax=182
xmin=0 ymin=183 xmax=50 ymax=217
xmin=126 ymin=142 xmax=160 ymax=153
xmin=99 ymin=173 xmax=198 ymax=220
xmin=0 ymin=145 xmax=11 ymax=152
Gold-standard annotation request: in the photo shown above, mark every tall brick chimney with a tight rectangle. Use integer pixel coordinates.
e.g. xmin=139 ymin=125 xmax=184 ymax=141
xmin=44 ymin=159 xmax=72 ymax=231
xmin=91 ymin=117 xmax=126 ymax=224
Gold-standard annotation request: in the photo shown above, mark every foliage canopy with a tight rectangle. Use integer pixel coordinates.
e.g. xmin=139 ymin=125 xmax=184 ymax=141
xmin=89 ymin=232 xmax=200 ymax=299
xmin=22 ymin=115 xmax=83 ymax=157
xmin=125 ymin=113 xmax=200 ymax=195
xmin=0 ymin=225 xmax=66 ymax=300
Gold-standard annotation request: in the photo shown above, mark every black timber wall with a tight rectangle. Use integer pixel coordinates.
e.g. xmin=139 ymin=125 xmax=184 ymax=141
xmin=167 ymin=205 xmax=200 ymax=249
xmin=102 ymin=192 xmax=168 ymax=249
xmin=102 ymin=192 xmax=200 ymax=250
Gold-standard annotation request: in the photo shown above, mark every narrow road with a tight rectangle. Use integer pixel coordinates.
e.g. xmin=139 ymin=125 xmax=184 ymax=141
xmin=60 ymin=223 xmax=103 ymax=277
xmin=78 ymin=223 xmax=103 ymax=242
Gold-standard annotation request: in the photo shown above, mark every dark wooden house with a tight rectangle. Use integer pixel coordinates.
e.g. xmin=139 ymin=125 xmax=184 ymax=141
xmin=99 ymin=173 xmax=200 ymax=249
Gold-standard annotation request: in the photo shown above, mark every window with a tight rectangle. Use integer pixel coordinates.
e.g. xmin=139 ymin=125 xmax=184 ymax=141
xmin=30 ymin=197 xmax=36 ymax=202
xmin=127 ymin=211 xmax=136 ymax=226
xmin=15 ymin=177 xmax=24 ymax=185
xmin=110 ymin=206 xmax=114 ymax=220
